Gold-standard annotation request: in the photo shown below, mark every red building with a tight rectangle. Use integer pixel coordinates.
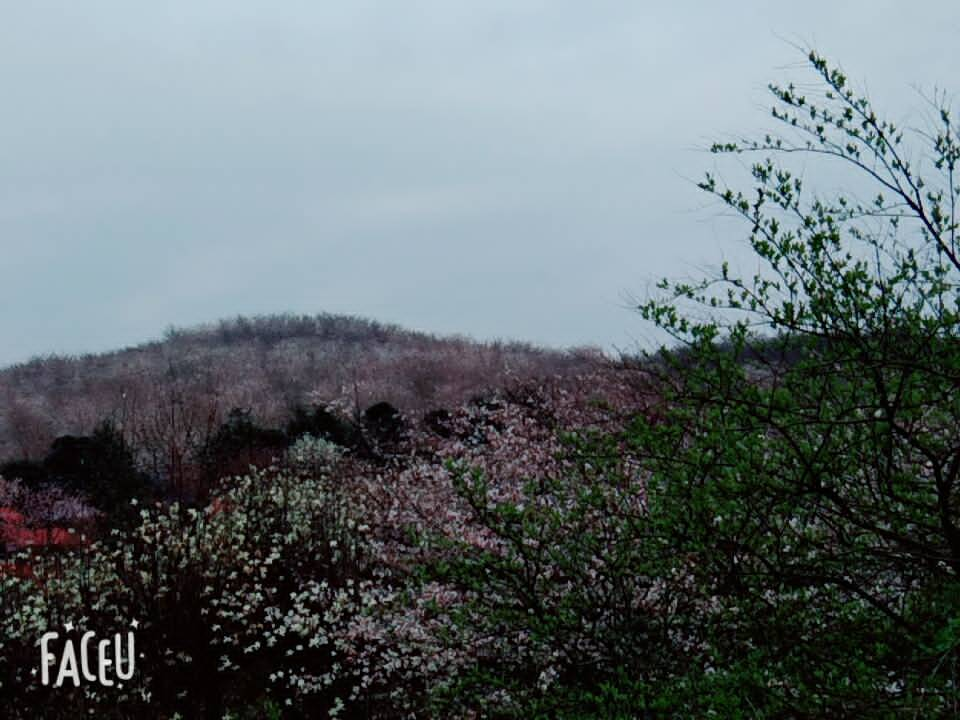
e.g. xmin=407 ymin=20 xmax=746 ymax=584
xmin=0 ymin=506 xmax=86 ymax=578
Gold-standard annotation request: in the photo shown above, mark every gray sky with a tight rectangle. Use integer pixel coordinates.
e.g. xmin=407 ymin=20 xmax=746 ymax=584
xmin=2 ymin=1 xmax=958 ymax=366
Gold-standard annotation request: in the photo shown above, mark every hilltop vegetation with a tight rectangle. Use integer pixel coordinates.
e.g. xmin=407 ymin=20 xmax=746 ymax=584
xmin=0 ymin=312 xmax=599 ymax=461
xmin=0 ymin=313 xmax=600 ymax=507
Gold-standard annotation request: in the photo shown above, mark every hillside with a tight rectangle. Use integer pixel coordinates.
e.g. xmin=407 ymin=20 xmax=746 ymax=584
xmin=0 ymin=312 xmax=602 ymax=462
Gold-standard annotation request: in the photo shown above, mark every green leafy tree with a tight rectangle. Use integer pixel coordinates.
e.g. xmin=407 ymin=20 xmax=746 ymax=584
xmin=632 ymin=49 xmax=960 ymax=716
xmin=424 ymin=51 xmax=960 ymax=718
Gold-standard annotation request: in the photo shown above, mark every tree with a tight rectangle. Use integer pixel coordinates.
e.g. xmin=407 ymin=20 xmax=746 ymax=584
xmin=630 ymin=50 xmax=960 ymax=716
xmin=283 ymin=404 xmax=359 ymax=448
xmin=44 ymin=420 xmax=150 ymax=520
xmin=424 ymin=51 xmax=960 ymax=717
xmin=198 ymin=408 xmax=288 ymax=490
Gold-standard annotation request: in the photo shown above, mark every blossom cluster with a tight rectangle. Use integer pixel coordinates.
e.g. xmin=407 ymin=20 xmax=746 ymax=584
xmin=0 ymin=367 xmax=656 ymax=718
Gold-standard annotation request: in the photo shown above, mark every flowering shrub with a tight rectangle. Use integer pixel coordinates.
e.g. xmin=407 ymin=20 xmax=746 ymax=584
xmin=0 ymin=477 xmax=97 ymax=562
xmin=0 ymin=442 xmax=437 ymax=718
xmin=0 ymin=477 xmax=97 ymax=533
xmin=0 ymin=362 xmax=651 ymax=719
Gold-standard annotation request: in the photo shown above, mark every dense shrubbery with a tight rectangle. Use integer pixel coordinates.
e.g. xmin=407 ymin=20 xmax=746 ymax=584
xmin=0 ymin=366 xmax=648 ymax=719
xmin=0 ymin=421 xmax=149 ymax=529
xmin=44 ymin=421 xmax=152 ymax=520
xmin=284 ymin=406 xmax=359 ymax=449
xmin=0 ymin=437 xmax=446 ymax=718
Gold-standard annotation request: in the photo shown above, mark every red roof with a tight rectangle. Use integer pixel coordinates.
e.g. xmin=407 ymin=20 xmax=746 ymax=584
xmin=0 ymin=506 xmax=84 ymax=548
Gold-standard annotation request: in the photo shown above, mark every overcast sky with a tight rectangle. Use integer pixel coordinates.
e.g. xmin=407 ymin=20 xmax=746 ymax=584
xmin=1 ymin=2 xmax=958 ymax=366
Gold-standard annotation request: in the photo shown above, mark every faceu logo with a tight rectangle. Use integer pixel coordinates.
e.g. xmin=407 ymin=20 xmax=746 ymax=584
xmin=38 ymin=619 xmax=138 ymax=688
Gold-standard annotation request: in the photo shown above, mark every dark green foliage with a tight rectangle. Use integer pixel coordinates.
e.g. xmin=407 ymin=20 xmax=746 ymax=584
xmin=199 ymin=408 xmax=289 ymax=485
xmin=284 ymin=404 xmax=359 ymax=448
xmin=44 ymin=421 xmax=150 ymax=519
xmin=362 ymin=401 xmax=403 ymax=443
xmin=0 ymin=458 xmax=47 ymax=488
xmin=423 ymin=409 xmax=454 ymax=438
